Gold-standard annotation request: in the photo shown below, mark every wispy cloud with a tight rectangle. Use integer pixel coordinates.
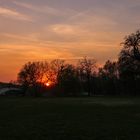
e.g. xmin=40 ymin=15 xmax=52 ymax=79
xmin=13 ymin=1 xmax=62 ymax=16
xmin=1 ymin=0 xmax=140 ymax=82
xmin=0 ymin=7 xmax=32 ymax=21
xmin=50 ymin=24 xmax=78 ymax=35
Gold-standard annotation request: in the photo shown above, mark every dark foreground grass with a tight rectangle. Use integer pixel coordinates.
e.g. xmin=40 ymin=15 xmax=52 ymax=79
xmin=0 ymin=97 xmax=140 ymax=140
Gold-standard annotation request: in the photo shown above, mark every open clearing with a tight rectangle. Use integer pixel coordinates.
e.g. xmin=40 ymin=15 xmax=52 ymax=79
xmin=0 ymin=97 xmax=140 ymax=140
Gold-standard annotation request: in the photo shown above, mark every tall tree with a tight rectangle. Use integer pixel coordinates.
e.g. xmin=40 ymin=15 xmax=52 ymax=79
xmin=122 ymin=30 xmax=140 ymax=61
xmin=119 ymin=30 xmax=140 ymax=80
xmin=17 ymin=61 xmax=49 ymax=96
xmin=98 ymin=60 xmax=118 ymax=95
xmin=50 ymin=59 xmax=65 ymax=85
xmin=118 ymin=30 xmax=140 ymax=95
xmin=78 ymin=57 xmax=96 ymax=96
xmin=98 ymin=60 xmax=118 ymax=79
xmin=58 ymin=64 xmax=80 ymax=96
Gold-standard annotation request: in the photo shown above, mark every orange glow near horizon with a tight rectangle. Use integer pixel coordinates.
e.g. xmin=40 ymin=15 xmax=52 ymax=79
xmin=0 ymin=0 xmax=139 ymax=82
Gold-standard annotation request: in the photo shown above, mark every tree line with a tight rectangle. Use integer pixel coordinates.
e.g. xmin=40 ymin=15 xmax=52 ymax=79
xmin=17 ymin=30 xmax=140 ymax=96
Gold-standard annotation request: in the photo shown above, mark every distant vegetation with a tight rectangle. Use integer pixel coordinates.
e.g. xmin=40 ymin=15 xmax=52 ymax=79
xmin=11 ymin=30 xmax=140 ymax=96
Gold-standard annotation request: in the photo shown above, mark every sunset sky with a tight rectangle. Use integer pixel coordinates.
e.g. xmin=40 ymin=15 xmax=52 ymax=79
xmin=0 ymin=0 xmax=140 ymax=82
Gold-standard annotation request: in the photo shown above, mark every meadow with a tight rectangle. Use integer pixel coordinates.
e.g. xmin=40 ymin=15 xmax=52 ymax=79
xmin=0 ymin=97 xmax=140 ymax=140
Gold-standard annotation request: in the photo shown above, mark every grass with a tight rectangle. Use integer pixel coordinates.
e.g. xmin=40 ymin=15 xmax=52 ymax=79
xmin=0 ymin=97 xmax=140 ymax=140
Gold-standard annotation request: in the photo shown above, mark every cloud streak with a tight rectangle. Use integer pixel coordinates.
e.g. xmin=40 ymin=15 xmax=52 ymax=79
xmin=0 ymin=7 xmax=32 ymax=21
xmin=0 ymin=0 xmax=140 ymax=82
xmin=13 ymin=1 xmax=64 ymax=16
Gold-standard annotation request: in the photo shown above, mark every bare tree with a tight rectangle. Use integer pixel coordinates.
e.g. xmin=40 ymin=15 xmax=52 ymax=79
xmin=17 ymin=61 xmax=49 ymax=96
xmin=122 ymin=30 xmax=140 ymax=61
xmin=99 ymin=60 xmax=118 ymax=79
xmin=57 ymin=64 xmax=80 ymax=96
xmin=50 ymin=59 xmax=65 ymax=84
xmin=119 ymin=31 xmax=140 ymax=95
xmin=78 ymin=57 xmax=96 ymax=96
xmin=18 ymin=62 xmax=40 ymax=86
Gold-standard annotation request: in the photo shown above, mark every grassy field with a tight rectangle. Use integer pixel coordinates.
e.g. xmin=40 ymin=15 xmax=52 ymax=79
xmin=0 ymin=97 xmax=140 ymax=140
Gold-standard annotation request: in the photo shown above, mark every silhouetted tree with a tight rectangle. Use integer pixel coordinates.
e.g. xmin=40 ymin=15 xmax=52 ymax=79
xmin=99 ymin=60 xmax=118 ymax=79
xmin=122 ymin=30 xmax=140 ymax=61
xmin=118 ymin=30 xmax=140 ymax=95
xmin=18 ymin=61 xmax=49 ymax=96
xmin=78 ymin=57 xmax=96 ymax=96
xmin=98 ymin=60 xmax=118 ymax=95
xmin=118 ymin=53 xmax=140 ymax=94
xmin=58 ymin=64 xmax=80 ymax=96
xmin=50 ymin=59 xmax=65 ymax=84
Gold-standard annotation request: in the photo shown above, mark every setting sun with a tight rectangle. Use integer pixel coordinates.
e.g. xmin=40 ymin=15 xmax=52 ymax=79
xmin=0 ymin=0 xmax=140 ymax=139
xmin=45 ymin=82 xmax=50 ymax=87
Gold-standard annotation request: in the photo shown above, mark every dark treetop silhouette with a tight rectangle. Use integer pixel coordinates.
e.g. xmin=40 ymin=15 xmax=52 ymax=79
xmin=15 ymin=30 xmax=140 ymax=97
